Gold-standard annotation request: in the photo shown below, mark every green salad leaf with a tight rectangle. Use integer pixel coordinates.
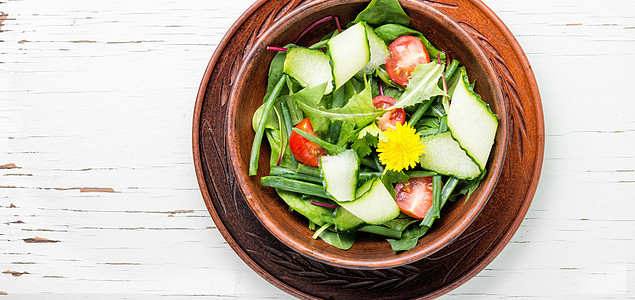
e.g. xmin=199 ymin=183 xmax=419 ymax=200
xmin=266 ymin=128 xmax=293 ymax=168
xmin=348 ymin=125 xmax=381 ymax=158
xmin=293 ymin=82 xmax=384 ymax=130
xmin=383 ymin=214 xmax=418 ymax=232
xmin=393 ymin=62 xmax=445 ymax=109
xmin=264 ymin=48 xmax=290 ymax=102
xmin=381 ymin=169 xmax=409 ymax=199
xmin=276 ymin=189 xmax=334 ymax=226
xmin=387 ymin=225 xmax=429 ymax=251
xmin=319 ymin=230 xmax=356 ymax=250
xmin=252 ymin=103 xmax=279 ymax=132
xmin=353 ymin=0 xmax=410 ymax=27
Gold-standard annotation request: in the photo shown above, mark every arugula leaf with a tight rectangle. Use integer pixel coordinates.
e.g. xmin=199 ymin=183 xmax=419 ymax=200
xmin=319 ymin=229 xmax=356 ymax=250
xmin=293 ymin=82 xmax=384 ymax=129
xmin=387 ymin=225 xmax=429 ymax=251
xmin=393 ymin=62 xmax=445 ymax=109
xmin=374 ymin=24 xmax=445 ymax=61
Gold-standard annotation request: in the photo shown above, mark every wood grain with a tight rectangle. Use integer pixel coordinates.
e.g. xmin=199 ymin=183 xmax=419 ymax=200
xmin=1 ymin=0 xmax=634 ymax=298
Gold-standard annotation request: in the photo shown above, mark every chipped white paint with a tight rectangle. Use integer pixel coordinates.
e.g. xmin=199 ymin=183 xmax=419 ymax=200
xmin=1 ymin=0 xmax=635 ymax=298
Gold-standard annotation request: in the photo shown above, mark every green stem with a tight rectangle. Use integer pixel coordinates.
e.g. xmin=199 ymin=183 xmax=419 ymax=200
xmin=405 ymin=171 xmax=437 ymax=178
xmin=260 ymin=176 xmax=333 ymax=200
xmin=360 ymin=172 xmax=383 ymax=179
xmin=358 ymin=225 xmax=402 ymax=239
xmin=409 ymin=60 xmax=460 ymax=126
xmin=438 ymin=115 xmax=448 ymax=133
xmin=249 ymin=75 xmax=287 ymax=176
xmin=373 ymin=154 xmax=384 ymax=172
xmin=280 ymin=101 xmax=298 ymax=169
xmin=269 ymin=166 xmax=323 ymax=184
xmin=421 ymin=176 xmax=459 ymax=227
xmin=273 ymin=166 xmax=380 ymax=182
xmin=296 ymin=164 xmax=321 ymax=177
xmin=408 ymin=99 xmax=434 ymax=126
xmin=308 ymin=40 xmax=328 ymax=49
xmin=292 ymin=128 xmax=347 ymax=154
xmin=431 ymin=175 xmax=443 ymax=217
xmin=360 ymin=157 xmax=379 ymax=170
xmin=444 ymin=59 xmax=460 ymax=80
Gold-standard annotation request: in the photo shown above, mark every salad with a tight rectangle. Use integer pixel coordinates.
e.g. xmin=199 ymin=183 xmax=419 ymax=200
xmin=249 ymin=0 xmax=498 ymax=252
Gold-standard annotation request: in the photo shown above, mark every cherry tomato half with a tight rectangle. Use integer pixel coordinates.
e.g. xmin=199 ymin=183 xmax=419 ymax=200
xmin=394 ymin=176 xmax=435 ymax=219
xmin=385 ymin=36 xmax=430 ymax=86
xmin=372 ymin=95 xmax=397 ymax=110
xmin=377 ymin=108 xmax=405 ymax=131
xmin=288 ymin=118 xmax=326 ymax=167
xmin=372 ymin=96 xmax=405 ymax=131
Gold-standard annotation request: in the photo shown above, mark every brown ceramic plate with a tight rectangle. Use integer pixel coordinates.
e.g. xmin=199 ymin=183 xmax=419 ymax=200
xmin=193 ymin=0 xmax=544 ymax=298
xmin=226 ymin=0 xmax=507 ymax=269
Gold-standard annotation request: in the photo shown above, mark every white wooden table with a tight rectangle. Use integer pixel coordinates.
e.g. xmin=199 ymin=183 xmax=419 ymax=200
xmin=1 ymin=0 xmax=634 ymax=298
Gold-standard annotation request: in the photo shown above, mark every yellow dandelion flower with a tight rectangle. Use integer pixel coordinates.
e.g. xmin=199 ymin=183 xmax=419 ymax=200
xmin=377 ymin=122 xmax=426 ymax=172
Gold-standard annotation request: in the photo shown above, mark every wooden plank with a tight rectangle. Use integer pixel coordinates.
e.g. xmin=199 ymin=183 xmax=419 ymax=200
xmin=0 ymin=0 xmax=634 ymax=297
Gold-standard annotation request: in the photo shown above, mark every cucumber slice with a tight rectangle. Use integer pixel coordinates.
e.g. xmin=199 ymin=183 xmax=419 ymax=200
xmin=327 ymin=22 xmax=370 ymax=90
xmin=333 ymin=206 xmax=365 ymax=233
xmin=320 ymin=149 xmax=359 ymax=202
xmin=419 ymin=131 xmax=481 ymax=179
xmin=446 ymin=68 xmax=498 ymax=170
xmin=358 ymin=23 xmax=390 ymax=75
xmin=283 ymin=47 xmax=334 ymax=94
xmin=339 ymin=178 xmax=400 ymax=225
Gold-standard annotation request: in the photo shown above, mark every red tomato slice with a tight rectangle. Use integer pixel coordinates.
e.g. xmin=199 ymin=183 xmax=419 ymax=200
xmin=288 ymin=118 xmax=326 ymax=167
xmin=377 ymin=108 xmax=405 ymax=131
xmin=394 ymin=176 xmax=434 ymax=219
xmin=372 ymin=95 xmax=397 ymax=110
xmin=373 ymin=95 xmax=405 ymax=131
xmin=385 ymin=36 xmax=430 ymax=86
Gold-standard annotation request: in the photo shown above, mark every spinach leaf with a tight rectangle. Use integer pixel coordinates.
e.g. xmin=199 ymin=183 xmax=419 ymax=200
xmin=252 ymin=102 xmax=279 ymax=132
xmin=285 ymin=83 xmax=330 ymax=134
xmin=266 ymin=128 xmax=293 ymax=168
xmin=387 ymin=225 xmax=429 ymax=251
xmin=383 ymin=214 xmax=418 ymax=232
xmin=264 ymin=50 xmax=289 ymax=102
xmin=276 ymin=189 xmax=334 ymax=226
xmin=393 ymin=62 xmax=445 ymax=109
xmin=353 ymin=0 xmax=410 ymax=27
xmin=319 ymin=229 xmax=356 ymax=250
xmin=374 ymin=24 xmax=445 ymax=61
xmin=455 ymin=170 xmax=486 ymax=201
